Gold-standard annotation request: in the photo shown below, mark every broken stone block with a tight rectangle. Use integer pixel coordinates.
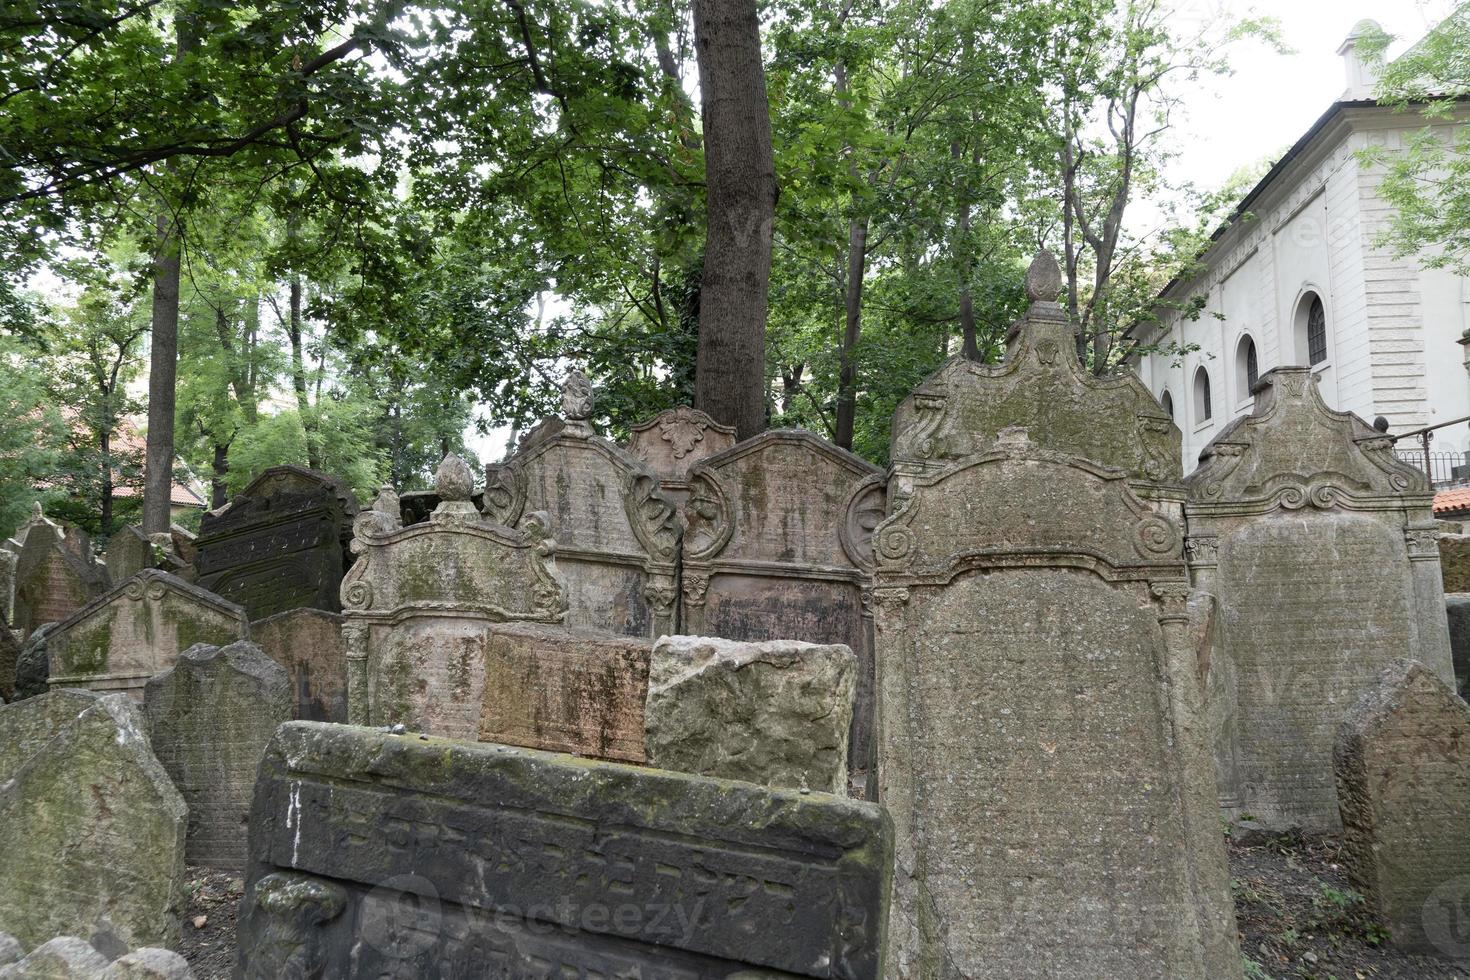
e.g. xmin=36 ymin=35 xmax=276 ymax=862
xmin=144 ymin=642 xmax=290 ymax=871
xmin=0 ymin=692 xmax=186 ymax=952
xmin=46 ymin=570 xmax=248 ymax=700
xmin=104 ymin=948 xmax=194 ymax=979
xmin=1335 ymin=659 xmax=1470 ymax=958
xmin=238 ymin=722 xmax=891 ymax=979
xmin=248 ymin=607 xmax=347 ymax=722
xmin=0 ymin=937 xmax=109 ymax=979
xmin=645 ymin=635 xmax=855 ymax=794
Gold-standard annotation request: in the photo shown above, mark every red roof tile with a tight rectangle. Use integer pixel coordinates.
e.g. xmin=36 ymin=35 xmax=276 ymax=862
xmin=1433 ymin=486 xmax=1470 ymax=516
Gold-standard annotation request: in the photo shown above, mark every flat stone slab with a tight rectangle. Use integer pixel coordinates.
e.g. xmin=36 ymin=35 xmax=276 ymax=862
xmin=238 ymin=722 xmax=891 ymax=979
xmin=247 ymin=607 xmax=347 ymax=722
xmin=0 ymin=691 xmax=186 ymax=952
xmin=646 ymin=635 xmax=855 ymax=793
xmin=1335 ymin=659 xmax=1470 ymax=959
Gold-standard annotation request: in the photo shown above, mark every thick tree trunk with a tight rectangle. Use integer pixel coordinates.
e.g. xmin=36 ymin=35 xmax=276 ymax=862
xmin=953 ymin=142 xmax=979 ymax=361
xmin=99 ymin=428 xmax=114 ymax=536
xmin=143 ymin=209 xmax=181 ymax=534
xmin=211 ymin=442 xmax=230 ymax=509
xmin=288 ymin=273 xmax=320 ymax=469
xmin=691 ymin=0 xmax=776 ymax=441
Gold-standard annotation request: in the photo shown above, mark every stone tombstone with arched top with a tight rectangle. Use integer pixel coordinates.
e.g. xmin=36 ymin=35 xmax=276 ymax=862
xmin=889 ymin=253 xmax=1183 ymax=517
xmin=626 ymin=405 xmax=738 ymax=507
xmin=482 ymin=373 xmax=680 ymax=639
xmin=870 ymin=428 xmax=1238 ymax=980
xmin=1185 ymin=366 xmax=1455 ymax=831
xmin=340 ymin=456 xmax=569 ymax=737
xmin=680 ymin=428 xmax=886 ymax=786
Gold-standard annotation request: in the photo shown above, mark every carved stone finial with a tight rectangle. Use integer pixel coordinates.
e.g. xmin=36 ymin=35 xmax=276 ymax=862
xmin=435 ymin=454 xmax=474 ymax=502
xmin=373 ymin=484 xmax=400 ymax=514
xmin=31 ymin=501 xmax=43 ymax=519
xmin=561 ymin=371 xmax=595 ymax=422
xmin=1025 ymin=251 xmax=1063 ymax=303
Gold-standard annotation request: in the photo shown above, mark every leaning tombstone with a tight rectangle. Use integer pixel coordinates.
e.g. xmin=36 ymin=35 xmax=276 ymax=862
xmin=103 ymin=526 xmax=154 ymax=584
xmin=44 ymin=570 xmax=248 ymax=700
xmin=145 ymin=641 xmax=291 ymax=871
xmin=194 ymin=465 xmax=359 ymax=620
xmin=249 ymin=607 xmax=348 ymax=721
xmin=645 ymin=635 xmax=855 ymax=794
xmin=1335 ymin=659 xmax=1470 ymax=958
xmin=871 ymin=426 xmax=1237 ymax=979
xmin=0 ymin=690 xmax=186 ymax=952
xmin=341 ymin=455 xmax=568 ymax=730
xmin=11 ymin=510 xmax=106 ymax=640
xmin=238 ymin=722 xmax=891 ymax=980
xmin=482 ymin=372 xmax=680 ymax=638
xmin=1186 ymin=367 xmax=1456 ymax=830
xmin=680 ymin=430 xmax=884 ymax=791
xmin=626 ymin=405 xmax=737 ymax=507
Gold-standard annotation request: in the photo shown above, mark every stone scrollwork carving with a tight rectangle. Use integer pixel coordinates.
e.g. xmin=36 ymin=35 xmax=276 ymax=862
xmin=841 ymin=475 xmax=888 ymax=571
xmin=625 ymin=472 xmax=680 ymax=564
xmin=681 ymin=572 xmax=710 ymax=607
xmin=521 ymin=511 xmax=568 ymax=617
xmin=481 ymin=463 xmax=527 ymax=527
xmin=561 ymin=370 xmax=596 ymax=422
xmin=1184 ymin=536 xmax=1220 ymax=567
xmin=874 ymin=522 xmax=916 ymax=569
xmin=341 ymin=579 xmax=373 ymax=612
xmin=656 ymin=405 xmax=716 ymax=459
xmin=1135 ymin=513 xmax=1182 ymax=559
xmin=1405 ymin=526 xmax=1441 ymax=559
xmin=682 ymin=472 xmax=732 ymax=560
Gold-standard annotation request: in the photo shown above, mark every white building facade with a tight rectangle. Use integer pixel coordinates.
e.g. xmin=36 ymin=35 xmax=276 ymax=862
xmin=1131 ymin=22 xmax=1470 ymax=476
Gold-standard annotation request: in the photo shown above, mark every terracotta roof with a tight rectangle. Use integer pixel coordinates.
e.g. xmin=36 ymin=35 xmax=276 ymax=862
xmin=1433 ymin=486 xmax=1470 ymax=516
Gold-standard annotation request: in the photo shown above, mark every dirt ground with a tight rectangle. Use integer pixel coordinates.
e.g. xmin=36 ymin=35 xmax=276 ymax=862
xmin=181 ymin=832 xmax=1470 ymax=979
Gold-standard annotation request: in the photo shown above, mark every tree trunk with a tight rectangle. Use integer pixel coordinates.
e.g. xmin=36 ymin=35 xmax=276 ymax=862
xmin=834 ymin=217 xmax=867 ymax=449
xmin=691 ymin=0 xmax=776 ymax=441
xmin=288 ymin=272 xmax=320 ymax=469
xmin=143 ymin=209 xmax=181 ymax=534
xmin=99 ymin=427 xmax=114 ymax=536
xmin=211 ymin=442 xmax=230 ymax=509
xmin=780 ymin=363 xmax=803 ymax=414
xmin=953 ymin=142 xmax=979 ymax=361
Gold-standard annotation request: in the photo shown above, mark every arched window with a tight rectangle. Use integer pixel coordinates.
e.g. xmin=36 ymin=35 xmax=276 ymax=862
xmin=1160 ymin=389 xmax=1174 ymax=419
xmin=1194 ymin=367 xmax=1213 ymax=422
xmin=1307 ymin=297 xmax=1327 ymax=365
xmin=1236 ymin=335 xmax=1259 ymax=400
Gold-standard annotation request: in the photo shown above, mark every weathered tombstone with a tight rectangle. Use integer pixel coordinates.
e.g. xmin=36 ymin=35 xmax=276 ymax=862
xmin=871 ymin=425 xmax=1237 ymax=979
xmin=1186 ymin=366 xmax=1456 ymax=830
xmin=103 ymin=526 xmax=153 ymax=584
xmin=1446 ymin=594 xmax=1470 ymax=700
xmin=626 ymin=405 xmax=737 ymax=506
xmin=888 ymin=254 xmax=1181 ymax=516
xmin=1440 ymin=533 xmax=1470 ymax=593
xmin=12 ymin=511 xmax=107 ymax=640
xmin=475 ymin=622 xmax=651 ymax=761
xmin=0 ymin=613 xmax=17 ymax=702
xmin=249 ymin=607 xmax=348 ymax=721
xmin=238 ymin=722 xmax=892 ymax=979
xmin=12 ymin=624 xmax=52 ymax=701
xmin=145 ymin=641 xmax=290 ymax=870
xmin=0 ymin=545 xmax=16 ymax=625
xmin=167 ymin=525 xmax=196 ymax=567
xmin=681 ymin=429 xmax=885 ymax=788
xmin=483 ymin=372 xmax=680 ymax=638
xmin=1335 ymin=659 xmax=1470 ymax=958
xmin=0 ymin=690 xmax=186 ymax=953
xmin=645 ymin=635 xmax=855 ymax=794
xmin=45 ymin=570 xmax=248 ymax=700
xmin=342 ymin=456 xmax=568 ymax=730
xmin=194 ymin=465 xmax=358 ymax=620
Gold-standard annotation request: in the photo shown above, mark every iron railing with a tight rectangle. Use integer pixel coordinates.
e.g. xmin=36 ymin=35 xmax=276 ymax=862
xmin=1390 ymin=414 xmax=1470 ymax=489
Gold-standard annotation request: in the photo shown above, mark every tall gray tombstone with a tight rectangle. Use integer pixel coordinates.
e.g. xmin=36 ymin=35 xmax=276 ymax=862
xmin=626 ymin=405 xmax=737 ymax=507
xmin=483 ymin=373 xmax=681 ymax=638
xmin=12 ymin=513 xmax=107 ymax=641
xmin=680 ymin=429 xmax=885 ymax=787
xmin=871 ymin=255 xmax=1237 ymax=980
xmin=1186 ymin=367 xmax=1456 ymax=830
xmin=103 ymin=526 xmax=153 ymax=584
xmin=145 ymin=641 xmax=291 ymax=870
xmin=237 ymin=722 xmax=892 ymax=980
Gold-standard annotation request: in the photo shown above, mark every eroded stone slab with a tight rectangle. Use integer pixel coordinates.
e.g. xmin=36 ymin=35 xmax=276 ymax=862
xmin=1335 ymin=659 xmax=1470 ymax=959
xmin=0 ymin=691 xmax=186 ymax=952
xmin=194 ymin=466 xmax=358 ymax=620
xmin=12 ymin=517 xmax=106 ymax=641
xmin=645 ymin=635 xmax=854 ymax=793
xmin=237 ymin=723 xmax=891 ymax=979
xmin=45 ymin=570 xmax=248 ymax=700
xmin=872 ymin=424 xmax=1238 ymax=979
xmin=103 ymin=527 xmax=153 ymax=584
xmin=1441 ymin=534 xmax=1470 ymax=593
xmin=144 ymin=641 xmax=290 ymax=870
xmin=248 ymin=607 xmax=347 ymax=722
xmin=1187 ymin=368 xmax=1456 ymax=831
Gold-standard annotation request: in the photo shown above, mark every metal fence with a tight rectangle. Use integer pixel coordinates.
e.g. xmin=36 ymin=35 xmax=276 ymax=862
xmin=1393 ymin=450 xmax=1469 ymax=489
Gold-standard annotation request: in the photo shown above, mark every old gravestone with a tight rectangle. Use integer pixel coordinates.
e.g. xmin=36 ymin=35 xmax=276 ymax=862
xmin=626 ymin=405 xmax=737 ymax=507
xmin=0 ymin=690 xmax=186 ymax=953
xmin=680 ymin=429 xmax=885 ymax=789
xmin=1335 ymin=659 xmax=1470 ymax=958
xmin=645 ymin=635 xmax=855 ymax=794
xmin=237 ymin=722 xmax=891 ymax=980
xmin=0 ymin=613 xmax=17 ymax=702
xmin=0 ymin=543 xmax=16 ymax=625
xmin=1186 ymin=367 xmax=1456 ymax=831
xmin=1440 ymin=533 xmax=1470 ymax=594
xmin=873 ymin=257 xmax=1235 ymax=979
xmin=1444 ymin=594 xmax=1470 ymax=699
xmin=483 ymin=372 xmax=681 ymax=638
xmin=12 ymin=513 xmax=107 ymax=641
xmin=194 ymin=465 xmax=358 ymax=620
xmin=103 ymin=526 xmax=154 ymax=584
xmin=44 ymin=570 xmax=248 ymax=700
xmin=145 ymin=641 xmax=290 ymax=870
xmin=249 ymin=607 xmax=348 ymax=722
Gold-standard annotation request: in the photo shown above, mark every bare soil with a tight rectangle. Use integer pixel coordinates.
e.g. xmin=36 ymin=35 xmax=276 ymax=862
xmin=178 ymin=834 xmax=1470 ymax=979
